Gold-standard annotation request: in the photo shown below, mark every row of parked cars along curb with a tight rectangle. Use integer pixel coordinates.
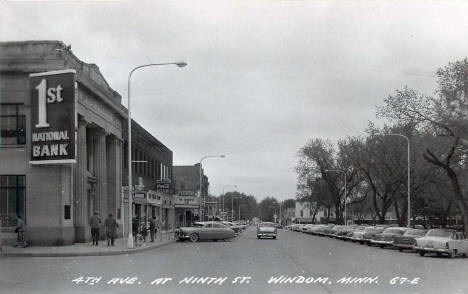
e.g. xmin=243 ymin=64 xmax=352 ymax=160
xmin=285 ymin=223 xmax=468 ymax=258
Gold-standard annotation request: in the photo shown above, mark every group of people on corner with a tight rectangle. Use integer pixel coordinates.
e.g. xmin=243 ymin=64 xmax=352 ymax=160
xmin=90 ymin=211 xmax=119 ymax=246
xmin=90 ymin=211 xmax=160 ymax=246
xmin=132 ymin=216 xmax=159 ymax=243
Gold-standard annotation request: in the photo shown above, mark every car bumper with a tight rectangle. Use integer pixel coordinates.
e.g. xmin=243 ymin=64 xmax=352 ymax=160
xmin=414 ymin=247 xmax=451 ymax=254
xmin=371 ymin=240 xmax=393 ymax=246
xmin=257 ymin=233 xmax=277 ymax=237
xmin=393 ymin=243 xmax=415 ymax=250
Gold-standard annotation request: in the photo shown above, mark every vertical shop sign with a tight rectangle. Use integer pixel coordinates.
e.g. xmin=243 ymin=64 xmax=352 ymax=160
xmin=29 ymin=69 xmax=77 ymax=164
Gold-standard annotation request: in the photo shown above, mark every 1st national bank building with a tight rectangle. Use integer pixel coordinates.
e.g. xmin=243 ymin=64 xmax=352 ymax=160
xmin=0 ymin=41 xmax=127 ymax=245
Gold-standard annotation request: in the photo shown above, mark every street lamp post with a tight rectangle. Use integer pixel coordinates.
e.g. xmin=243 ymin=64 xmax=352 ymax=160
xmin=238 ymin=204 xmax=247 ymax=223
xmin=232 ymin=196 xmax=241 ymax=222
xmin=222 ymin=185 xmax=237 ymax=219
xmin=199 ymin=155 xmax=226 ymax=221
xmin=279 ymin=202 xmax=282 ymax=225
xmin=127 ymin=61 xmax=187 ymax=249
xmin=325 ymin=169 xmax=347 ymax=225
xmin=374 ymin=133 xmax=411 ymax=228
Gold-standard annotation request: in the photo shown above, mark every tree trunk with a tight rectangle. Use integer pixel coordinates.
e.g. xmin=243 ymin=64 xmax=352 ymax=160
xmin=446 ymin=168 xmax=468 ymax=235
xmin=394 ymin=200 xmax=402 ymax=226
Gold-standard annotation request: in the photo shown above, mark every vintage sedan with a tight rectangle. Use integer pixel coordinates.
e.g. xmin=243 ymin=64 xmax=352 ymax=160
xmin=370 ymin=227 xmax=408 ymax=248
xmin=335 ymin=225 xmax=359 ymax=240
xmin=362 ymin=226 xmax=387 ymax=245
xmin=392 ymin=228 xmax=427 ymax=251
xmin=415 ymin=229 xmax=468 ymax=258
xmin=175 ymin=222 xmax=236 ymax=242
xmin=315 ymin=224 xmax=336 ymax=236
xmin=351 ymin=226 xmax=375 ymax=243
xmin=257 ymin=222 xmax=277 ymax=239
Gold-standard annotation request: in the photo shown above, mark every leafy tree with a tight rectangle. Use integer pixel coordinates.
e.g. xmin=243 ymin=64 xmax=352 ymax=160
xmin=258 ymin=197 xmax=279 ymax=222
xmin=377 ymin=59 xmax=468 ymax=234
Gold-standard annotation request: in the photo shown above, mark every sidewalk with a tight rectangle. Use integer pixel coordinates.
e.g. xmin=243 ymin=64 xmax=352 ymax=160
xmin=0 ymin=232 xmax=176 ymax=257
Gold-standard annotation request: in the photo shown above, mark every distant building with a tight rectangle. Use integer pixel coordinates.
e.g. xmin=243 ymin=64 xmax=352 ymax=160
xmin=122 ymin=120 xmax=175 ymax=231
xmin=295 ymin=202 xmax=312 ymax=218
xmin=283 ymin=207 xmax=295 ymax=225
xmin=172 ymin=164 xmax=209 ymax=226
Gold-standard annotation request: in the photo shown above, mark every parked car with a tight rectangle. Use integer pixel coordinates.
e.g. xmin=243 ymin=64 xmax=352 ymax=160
xmin=370 ymin=227 xmax=408 ymax=248
xmin=327 ymin=225 xmax=344 ymax=238
xmin=351 ymin=226 xmax=375 ymax=243
xmin=304 ymin=224 xmax=321 ymax=234
xmin=362 ymin=226 xmax=387 ymax=245
xmin=415 ymin=229 xmax=468 ymax=258
xmin=392 ymin=228 xmax=427 ymax=251
xmin=315 ymin=224 xmax=335 ymax=236
xmin=301 ymin=224 xmax=313 ymax=233
xmin=335 ymin=225 xmax=358 ymax=240
xmin=290 ymin=224 xmax=300 ymax=231
xmin=257 ymin=222 xmax=277 ymax=239
xmin=292 ymin=224 xmax=306 ymax=232
xmin=175 ymin=221 xmax=235 ymax=242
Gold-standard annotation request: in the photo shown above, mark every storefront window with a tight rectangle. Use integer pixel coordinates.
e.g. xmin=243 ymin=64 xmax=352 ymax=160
xmin=0 ymin=175 xmax=26 ymax=227
xmin=0 ymin=104 xmax=26 ymax=145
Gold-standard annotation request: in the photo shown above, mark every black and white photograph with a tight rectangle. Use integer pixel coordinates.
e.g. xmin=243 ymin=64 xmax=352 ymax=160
xmin=0 ymin=1 xmax=468 ymax=293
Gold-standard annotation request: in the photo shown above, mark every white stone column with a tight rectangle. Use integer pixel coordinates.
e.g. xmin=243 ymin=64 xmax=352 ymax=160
xmin=74 ymin=117 xmax=88 ymax=242
xmin=106 ymin=135 xmax=123 ymax=235
xmin=95 ymin=130 xmax=108 ymax=223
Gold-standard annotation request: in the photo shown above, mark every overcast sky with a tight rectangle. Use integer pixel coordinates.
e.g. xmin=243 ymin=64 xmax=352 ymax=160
xmin=2 ymin=0 xmax=468 ymax=201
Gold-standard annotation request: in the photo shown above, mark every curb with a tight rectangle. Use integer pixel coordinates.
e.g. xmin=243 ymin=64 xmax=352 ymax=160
xmin=0 ymin=239 xmax=176 ymax=257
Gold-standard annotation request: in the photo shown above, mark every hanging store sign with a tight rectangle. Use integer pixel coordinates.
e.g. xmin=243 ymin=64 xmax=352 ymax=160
xmin=156 ymin=179 xmax=171 ymax=190
xmin=29 ymin=69 xmax=77 ymax=164
xmin=156 ymin=182 xmax=171 ymax=190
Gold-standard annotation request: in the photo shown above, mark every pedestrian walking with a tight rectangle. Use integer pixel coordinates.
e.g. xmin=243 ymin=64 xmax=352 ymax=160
xmin=104 ymin=213 xmax=119 ymax=246
xmin=149 ymin=216 xmax=157 ymax=242
xmin=141 ymin=222 xmax=148 ymax=242
xmin=14 ymin=215 xmax=27 ymax=248
xmin=90 ymin=211 xmax=101 ymax=246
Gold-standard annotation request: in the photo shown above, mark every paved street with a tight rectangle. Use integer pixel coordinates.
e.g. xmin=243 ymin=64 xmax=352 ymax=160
xmin=1 ymin=226 xmax=467 ymax=294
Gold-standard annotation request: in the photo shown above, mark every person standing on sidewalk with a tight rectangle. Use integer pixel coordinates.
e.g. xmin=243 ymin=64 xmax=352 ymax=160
xmin=149 ymin=216 xmax=157 ymax=242
xmin=14 ymin=215 xmax=27 ymax=248
xmin=104 ymin=213 xmax=119 ymax=246
xmin=90 ymin=211 xmax=101 ymax=246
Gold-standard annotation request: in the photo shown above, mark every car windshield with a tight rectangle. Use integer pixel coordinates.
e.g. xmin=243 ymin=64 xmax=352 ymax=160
xmin=259 ymin=223 xmax=275 ymax=227
xmin=403 ymin=229 xmax=426 ymax=236
xmin=427 ymin=230 xmax=453 ymax=237
xmin=383 ymin=228 xmax=405 ymax=235
xmin=192 ymin=223 xmax=204 ymax=227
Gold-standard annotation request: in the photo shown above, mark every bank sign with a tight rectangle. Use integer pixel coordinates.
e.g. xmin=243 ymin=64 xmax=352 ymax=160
xmin=29 ymin=69 xmax=77 ymax=164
